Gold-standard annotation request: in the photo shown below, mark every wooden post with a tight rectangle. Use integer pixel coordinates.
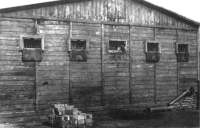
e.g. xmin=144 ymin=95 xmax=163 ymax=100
xmin=34 ymin=62 xmax=38 ymax=111
xmin=129 ymin=25 xmax=132 ymax=104
xmin=176 ymin=29 xmax=180 ymax=96
xmin=101 ymin=24 xmax=104 ymax=106
xmin=68 ymin=22 xmax=72 ymax=104
xmin=153 ymin=27 xmax=157 ymax=104
xmin=197 ymin=27 xmax=200 ymax=110
xmin=68 ymin=22 xmax=72 ymax=52
xmin=197 ymin=81 xmax=200 ymax=110
xmin=34 ymin=19 xmax=38 ymax=34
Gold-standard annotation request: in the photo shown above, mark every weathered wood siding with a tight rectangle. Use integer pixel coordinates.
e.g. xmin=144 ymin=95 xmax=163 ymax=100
xmin=155 ymin=28 xmax=177 ymax=104
xmin=131 ymin=27 xmax=155 ymax=106
xmin=36 ymin=21 xmax=70 ymax=110
xmin=199 ymin=27 xmax=200 ymax=81
xmin=178 ymin=30 xmax=198 ymax=92
xmin=0 ymin=0 xmax=196 ymax=29
xmin=103 ymin=25 xmax=130 ymax=105
xmin=0 ymin=19 xmax=72 ymax=112
xmin=0 ymin=0 xmax=198 ymax=112
xmin=70 ymin=23 xmax=102 ymax=108
xmin=130 ymin=27 xmax=198 ymax=106
xmin=0 ymin=18 xmax=36 ymax=112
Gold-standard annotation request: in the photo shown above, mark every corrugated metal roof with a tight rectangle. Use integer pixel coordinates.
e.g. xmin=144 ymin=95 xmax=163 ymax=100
xmin=0 ymin=0 xmax=199 ymax=26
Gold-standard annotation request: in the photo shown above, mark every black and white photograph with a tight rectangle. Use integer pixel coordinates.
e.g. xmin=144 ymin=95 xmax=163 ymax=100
xmin=0 ymin=0 xmax=199 ymax=128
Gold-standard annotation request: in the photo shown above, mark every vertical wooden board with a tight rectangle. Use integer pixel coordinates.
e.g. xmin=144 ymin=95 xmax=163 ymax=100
xmin=95 ymin=0 xmax=99 ymax=20
xmin=79 ymin=2 xmax=84 ymax=19
xmin=86 ymin=1 xmax=92 ymax=20
xmin=98 ymin=0 xmax=103 ymax=21
xmin=124 ymin=0 xmax=129 ymax=22
xmin=64 ymin=5 xmax=70 ymax=18
xmin=0 ymin=0 xmax=197 ymax=29
xmin=68 ymin=3 xmax=73 ymax=18
xmin=132 ymin=2 xmax=139 ymax=24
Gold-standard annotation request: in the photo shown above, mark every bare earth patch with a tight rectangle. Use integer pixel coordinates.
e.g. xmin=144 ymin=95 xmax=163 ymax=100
xmin=0 ymin=110 xmax=199 ymax=128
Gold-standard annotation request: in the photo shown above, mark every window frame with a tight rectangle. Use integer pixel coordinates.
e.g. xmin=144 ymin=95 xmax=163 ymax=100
xmin=108 ymin=39 xmax=127 ymax=54
xmin=69 ymin=39 xmax=88 ymax=62
xmin=70 ymin=39 xmax=87 ymax=51
xmin=69 ymin=38 xmax=88 ymax=51
xmin=145 ymin=40 xmax=161 ymax=53
xmin=176 ymin=43 xmax=190 ymax=54
xmin=20 ymin=35 xmax=45 ymax=51
xmin=175 ymin=43 xmax=190 ymax=62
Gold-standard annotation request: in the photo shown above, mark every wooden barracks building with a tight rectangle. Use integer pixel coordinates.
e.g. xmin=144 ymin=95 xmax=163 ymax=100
xmin=0 ymin=0 xmax=199 ymax=112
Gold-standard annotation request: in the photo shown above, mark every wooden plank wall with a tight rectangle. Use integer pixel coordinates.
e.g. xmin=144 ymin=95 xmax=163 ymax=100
xmin=103 ymin=25 xmax=130 ymax=105
xmin=130 ymin=26 xmax=198 ymax=106
xmin=0 ymin=18 xmax=36 ymax=112
xmin=36 ymin=21 xmax=70 ymax=111
xmin=199 ymin=27 xmax=200 ymax=81
xmin=70 ymin=23 xmax=102 ymax=109
xmin=0 ymin=17 xmax=198 ymax=112
xmin=130 ymin=27 xmax=155 ymax=106
xmin=198 ymin=27 xmax=200 ymax=110
xmin=0 ymin=0 xmax=196 ymax=29
xmin=155 ymin=28 xmax=177 ymax=104
xmin=178 ymin=30 xmax=198 ymax=92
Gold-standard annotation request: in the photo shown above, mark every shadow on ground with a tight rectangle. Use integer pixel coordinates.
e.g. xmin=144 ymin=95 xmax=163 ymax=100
xmin=108 ymin=109 xmax=164 ymax=120
xmin=0 ymin=110 xmax=199 ymax=128
xmin=93 ymin=109 xmax=200 ymax=128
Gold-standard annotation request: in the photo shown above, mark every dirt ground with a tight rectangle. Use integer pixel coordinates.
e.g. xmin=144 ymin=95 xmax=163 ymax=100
xmin=93 ymin=110 xmax=200 ymax=128
xmin=0 ymin=110 xmax=199 ymax=128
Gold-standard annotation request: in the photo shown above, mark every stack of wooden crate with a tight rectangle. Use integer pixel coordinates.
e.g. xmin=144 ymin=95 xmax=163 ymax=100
xmin=49 ymin=104 xmax=93 ymax=128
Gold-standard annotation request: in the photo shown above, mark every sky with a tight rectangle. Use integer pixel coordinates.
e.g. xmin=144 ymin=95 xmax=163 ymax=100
xmin=0 ymin=0 xmax=199 ymax=22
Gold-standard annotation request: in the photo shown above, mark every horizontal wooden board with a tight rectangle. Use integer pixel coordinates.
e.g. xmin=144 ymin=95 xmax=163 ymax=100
xmin=0 ymin=17 xmax=198 ymax=112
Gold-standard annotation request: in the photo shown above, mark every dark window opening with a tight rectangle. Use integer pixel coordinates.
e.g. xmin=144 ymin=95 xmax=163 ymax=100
xmin=109 ymin=40 xmax=126 ymax=53
xmin=70 ymin=40 xmax=87 ymax=62
xmin=176 ymin=44 xmax=189 ymax=62
xmin=177 ymin=44 xmax=188 ymax=53
xmin=22 ymin=37 xmax=43 ymax=62
xmin=71 ymin=40 xmax=86 ymax=50
xmin=147 ymin=43 xmax=159 ymax=53
xmin=145 ymin=42 xmax=160 ymax=63
xmin=24 ymin=38 xmax=42 ymax=49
